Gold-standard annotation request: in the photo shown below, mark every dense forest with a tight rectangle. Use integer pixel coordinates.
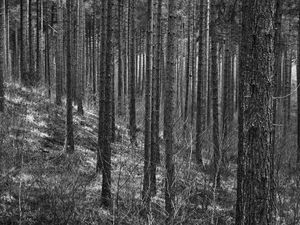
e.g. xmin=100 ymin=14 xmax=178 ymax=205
xmin=0 ymin=0 xmax=300 ymax=224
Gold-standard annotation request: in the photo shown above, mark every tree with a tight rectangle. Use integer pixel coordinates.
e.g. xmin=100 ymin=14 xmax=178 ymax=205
xmin=297 ymin=0 xmax=300 ymax=166
xmin=150 ymin=0 xmax=163 ymax=197
xmin=129 ymin=0 xmax=137 ymax=144
xmin=195 ymin=0 xmax=204 ymax=166
xmin=97 ymin=0 xmax=107 ymax=173
xmin=101 ymin=0 xmax=113 ymax=208
xmin=76 ymin=0 xmax=84 ymax=115
xmin=142 ymin=0 xmax=153 ymax=210
xmin=56 ymin=0 xmax=63 ymax=106
xmin=64 ymin=0 xmax=75 ymax=154
xmin=0 ymin=0 xmax=4 ymax=112
xmin=164 ymin=0 xmax=176 ymax=223
xmin=235 ymin=0 xmax=275 ymax=223
xmin=117 ymin=0 xmax=123 ymax=115
xmin=211 ymin=0 xmax=220 ymax=188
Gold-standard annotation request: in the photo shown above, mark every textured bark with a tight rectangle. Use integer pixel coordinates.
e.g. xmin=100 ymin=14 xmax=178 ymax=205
xmin=150 ymin=0 xmax=162 ymax=196
xmin=56 ymin=0 xmax=63 ymax=106
xmin=64 ymin=0 xmax=75 ymax=154
xmin=36 ymin=0 xmax=40 ymax=84
xmin=97 ymin=0 xmax=107 ymax=173
xmin=101 ymin=0 xmax=113 ymax=208
xmin=235 ymin=0 xmax=275 ymax=224
xmin=211 ymin=0 xmax=220 ymax=188
xmin=184 ymin=1 xmax=191 ymax=128
xmin=20 ymin=0 xmax=25 ymax=85
xmin=164 ymin=0 xmax=176 ymax=223
xmin=142 ymin=0 xmax=153 ymax=209
xmin=222 ymin=38 xmax=231 ymax=141
xmin=0 ymin=0 xmax=4 ymax=112
xmin=196 ymin=0 xmax=204 ymax=166
xmin=297 ymin=0 xmax=300 ymax=165
xmin=77 ymin=0 xmax=84 ymax=115
xmin=129 ymin=0 xmax=137 ymax=144
xmin=117 ymin=0 xmax=123 ymax=115
xmin=28 ymin=0 xmax=33 ymax=82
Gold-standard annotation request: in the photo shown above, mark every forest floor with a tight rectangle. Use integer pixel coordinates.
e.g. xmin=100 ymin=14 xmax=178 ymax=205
xmin=0 ymin=84 xmax=237 ymax=225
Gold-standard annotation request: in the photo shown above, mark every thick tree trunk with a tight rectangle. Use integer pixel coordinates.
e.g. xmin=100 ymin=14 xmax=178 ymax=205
xmin=235 ymin=0 xmax=275 ymax=224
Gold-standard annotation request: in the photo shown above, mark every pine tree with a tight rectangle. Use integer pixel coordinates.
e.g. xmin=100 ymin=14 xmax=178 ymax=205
xmin=164 ymin=0 xmax=176 ymax=223
xmin=235 ymin=0 xmax=275 ymax=223
xmin=64 ymin=0 xmax=75 ymax=154
xmin=0 ymin=0 xmax=4 ymax=112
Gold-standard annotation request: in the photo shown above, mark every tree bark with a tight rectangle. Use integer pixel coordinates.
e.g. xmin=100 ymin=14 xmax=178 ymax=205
xmin=235 ymin=0 xmax=275 ymax=224
xmin=142 ymin=0 xmax=153 ymax=209
xmin=64 ymin=0 xmax=75 ymax=154
xmin=164 ymin=0 xmax=176 ymax=223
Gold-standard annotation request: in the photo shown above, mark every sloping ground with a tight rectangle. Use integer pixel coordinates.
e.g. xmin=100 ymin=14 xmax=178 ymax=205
xmin=0 ymin=84 xmax=236 ymax=225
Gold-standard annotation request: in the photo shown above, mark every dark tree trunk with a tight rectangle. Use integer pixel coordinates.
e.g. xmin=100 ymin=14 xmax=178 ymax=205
xmin=297 ymin=0 xmax=300 ymax=165
xmin=235 ymin=0 xmax=275 ymax=224
xmin=97 ymin=0 xmax=107 ymax=173
xmin=150 ymin=0 xmax=163 ymax=197
xmin=129 ymin=0 xmax=137 ymax=144
xmin=164 ymin=0 xmax=176 ymax=223
xmin=64 ymin=0 xmax=75 ymax=154
xmin=211 ymin=0 xmax=220 ymax=188
xmin=195 ymin=0 xmax=204 ymax=166
xmin=142 ymin=0 xmax=153 ymax=209
xmin=101 ymin=0 xmax=113 ymax=208
xmin=0 ymin=0 xmax=4 ymax=112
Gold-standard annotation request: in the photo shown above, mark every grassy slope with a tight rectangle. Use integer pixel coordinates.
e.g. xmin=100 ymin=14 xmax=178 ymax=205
xmin=0 ymin=84 xmax=236 ymax=225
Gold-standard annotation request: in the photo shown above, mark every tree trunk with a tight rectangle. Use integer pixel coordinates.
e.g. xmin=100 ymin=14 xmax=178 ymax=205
xmin=101 ymin=0 xmax=113 ymax=209
xmin=196 ymin=0 xmax=204 ymax=166
xmin=297 ymin=0 xmax=300 ymax=166
xmin=64 ymin=0 xmax=75 ymax=154
xmin=150 ymin=0 xmax=162 ymax=197
xmin=164 ymin=0 xmax=176 ymax=223
xmin=235 ymin=0 xmax=275 ymax=223
xmin=77 ymin=0 xmax=84 ymax=114
xmin=129 ymin=0 xmax=137 ymax=144
xmin=56 ymin=0 xmax=63 ymax=106
xmin=211 ymin=0 xmax=220 ymax=188
xmin=142 ymin=0 xmax=153 ymax=209
xmin=0 ymin=0 xmax=4 ymax=112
